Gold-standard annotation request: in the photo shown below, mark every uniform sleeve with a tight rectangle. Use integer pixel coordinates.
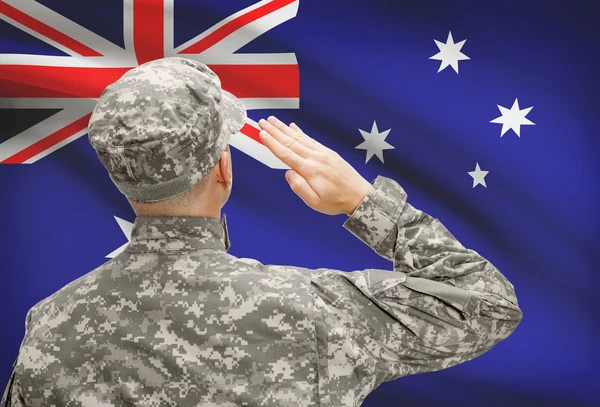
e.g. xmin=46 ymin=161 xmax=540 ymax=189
xmin=1 ymin=310 xmax=31 ymax=407
xmin=303 ymin=175 xmax=523 ymax=402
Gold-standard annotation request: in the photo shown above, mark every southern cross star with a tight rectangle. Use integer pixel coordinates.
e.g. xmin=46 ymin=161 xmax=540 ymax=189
xmin=429 ymin=31 xmax=470 ymax=73
xmin=468 ymin=162 xmax=489 ymax=188
xmin=355 ymin=121 xmax=395 ymax=164
xmin=490 ymin=98 xmax=535 ymax=137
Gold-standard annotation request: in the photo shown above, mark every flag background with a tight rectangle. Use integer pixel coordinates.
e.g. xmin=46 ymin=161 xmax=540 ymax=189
xmin=1 ymin=1 xmax=598 ymax=406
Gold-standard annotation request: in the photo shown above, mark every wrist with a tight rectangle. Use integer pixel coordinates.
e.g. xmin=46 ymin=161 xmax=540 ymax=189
xmin=346 ymin=179 xmax=372 ymax=216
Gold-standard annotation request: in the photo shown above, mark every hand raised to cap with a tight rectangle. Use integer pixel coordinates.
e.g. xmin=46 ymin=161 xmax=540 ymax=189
xmin=258 ymin=116 xmax=372 ymax=216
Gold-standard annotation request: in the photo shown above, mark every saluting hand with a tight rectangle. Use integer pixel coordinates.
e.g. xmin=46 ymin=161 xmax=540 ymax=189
xmin=258 ymin=116 xmax=372 ymax=216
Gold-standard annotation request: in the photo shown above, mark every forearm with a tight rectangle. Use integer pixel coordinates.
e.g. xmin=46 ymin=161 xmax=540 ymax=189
xmin=343 ymin=175 xmax=522 ymax=325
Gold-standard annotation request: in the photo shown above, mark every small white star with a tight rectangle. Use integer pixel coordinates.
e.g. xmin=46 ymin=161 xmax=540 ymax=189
xmin=355 ymin=121 xmax=395 ymax=164
xmin=468 ymin=162 xmax=489 ymax=188
xmin=106 ymin=216 xmax=133 ymax=258
xmin=490 ymin=98 xmax=535 ymax=137
xmin=429 ymin=31 xmax=470 ymax=73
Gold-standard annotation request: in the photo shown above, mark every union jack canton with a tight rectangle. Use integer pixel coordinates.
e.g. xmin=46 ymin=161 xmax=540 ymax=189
xmin=0 ymin=0 xmax=298 ymax=168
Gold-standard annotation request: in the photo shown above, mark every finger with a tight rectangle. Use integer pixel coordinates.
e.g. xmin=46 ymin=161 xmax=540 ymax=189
xmin=289 ymin=123 xmax=305 ymax=134
xmin=258 ymin=118 xmax=314 ymax=158
xmin=258 ymin=128 xmax=309 ymax=173
xmin=285 ymin=170 xmax=320 ymax=206
xmin=267 ymin=116 xmax=320 ymax=152
xmin=290 ymin=123 xmax=327 ymax=150
xmin=259 ymin=117 xmax=313 ymax=156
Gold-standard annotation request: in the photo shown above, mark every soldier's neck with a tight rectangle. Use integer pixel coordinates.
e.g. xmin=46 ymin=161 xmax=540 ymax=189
xmin=136 ymin=208 xmax=221 ymax=219
xmin=130 ymin=201 xmax=221 ymax=220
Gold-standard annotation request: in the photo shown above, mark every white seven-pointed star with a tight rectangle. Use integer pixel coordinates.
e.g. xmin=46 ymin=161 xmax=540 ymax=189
xmin=355 ymin=121 xmax=395 ymax=164
xmin=468 ymin=162 xmax=489 ymax=188
xmin=429 ymin=31 xmax=470 ymax=73
xmin=106 ymin=216 xmax=134 ymax=259
xmin=490 ymin=98 xmax=535 ymax=137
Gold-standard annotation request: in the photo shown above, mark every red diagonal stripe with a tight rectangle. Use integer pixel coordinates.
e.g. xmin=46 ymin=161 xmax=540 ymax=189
xmin=0 ymin=1 xmax=102 ymax=57
xmin=240 ymin=123 xmax=261 ymax=143
xmin=0 ymin=64 xmax=299 ymax=98
xmin=134 ymin=0 xmax=164 ymax=65
xmin=181 ymin=0 xmax=296 ymax=54
xmin=0 ymin=113 xmax=91 ymax=164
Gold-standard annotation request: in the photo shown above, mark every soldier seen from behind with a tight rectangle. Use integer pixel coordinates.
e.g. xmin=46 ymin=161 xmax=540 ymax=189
xmin=1 ymin=56 xmax=523 ymax=407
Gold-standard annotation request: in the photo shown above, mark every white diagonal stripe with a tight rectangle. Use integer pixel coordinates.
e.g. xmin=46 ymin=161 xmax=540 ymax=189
xmin=3 ymin=0 xmax=128 ymax=58
xmin=0 ymin=13 xmax=79 ymax=58
xmin=0 ymin=102 xmax=94 ymax=161
xmin=174 ymin=0 xmax=272 ymax=53
xmin=23 ymin=127 xmax=89 ymax=164
xmin=230 ymin=118 xmax=288 ymax=169
xmin=175 ymin=0 xmax=298 ymax=57
xmin=200 ymin=3 xmax=298 ymax=58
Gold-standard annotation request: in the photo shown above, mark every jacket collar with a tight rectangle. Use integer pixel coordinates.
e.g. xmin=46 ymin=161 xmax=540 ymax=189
xmin=126 ymin=213 xmax=230 ymax=253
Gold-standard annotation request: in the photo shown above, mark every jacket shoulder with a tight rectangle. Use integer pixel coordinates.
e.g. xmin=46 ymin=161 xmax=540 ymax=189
xmin=27 ymin=258 xmax=118 ymax=320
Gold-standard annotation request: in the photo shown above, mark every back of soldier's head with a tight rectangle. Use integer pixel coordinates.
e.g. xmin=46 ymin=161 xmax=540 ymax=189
xmin=87 ymin=57 xmax=246 ymax=211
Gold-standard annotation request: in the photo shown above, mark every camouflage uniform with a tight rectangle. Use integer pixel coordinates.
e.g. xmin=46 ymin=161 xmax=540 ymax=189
xmin=1 ymin=57 xmax=523 ymax=407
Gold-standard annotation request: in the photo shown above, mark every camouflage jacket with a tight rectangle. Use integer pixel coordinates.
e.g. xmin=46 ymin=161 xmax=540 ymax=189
xmin=1 ymin=175 xmax=523 ymax=407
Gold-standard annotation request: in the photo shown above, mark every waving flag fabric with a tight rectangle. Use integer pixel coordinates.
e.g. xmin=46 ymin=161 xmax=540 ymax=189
xmin=1 ymin=1 xmax=597 ymax=406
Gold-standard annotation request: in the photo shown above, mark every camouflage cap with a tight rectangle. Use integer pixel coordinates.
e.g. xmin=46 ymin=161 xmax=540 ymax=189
xmin=88 ymin=57 xmax=246 ymax=202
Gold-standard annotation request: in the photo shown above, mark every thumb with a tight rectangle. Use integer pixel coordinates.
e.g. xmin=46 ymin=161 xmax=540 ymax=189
xmin=285 ymin=170 xmax=319 ymax=205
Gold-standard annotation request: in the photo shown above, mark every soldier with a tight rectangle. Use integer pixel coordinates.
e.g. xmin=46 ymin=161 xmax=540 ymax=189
xmin=1 ymin=57 xmax=522 ymax=407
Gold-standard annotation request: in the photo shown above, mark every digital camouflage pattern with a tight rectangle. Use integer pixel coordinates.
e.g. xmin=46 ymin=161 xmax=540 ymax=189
xmin=1 ymin=175 xmax=523 ymax=407
xmin=88 ymin=57 xmax=246 ymax=203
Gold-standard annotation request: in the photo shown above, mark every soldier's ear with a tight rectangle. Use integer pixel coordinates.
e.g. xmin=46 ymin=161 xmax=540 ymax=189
xmin=217 ymin=148 xmax=232 ymax=188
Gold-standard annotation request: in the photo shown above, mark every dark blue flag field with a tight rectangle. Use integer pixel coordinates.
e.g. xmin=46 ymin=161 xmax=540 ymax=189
xmin=0 ymin=1 xmax=597 ymax=406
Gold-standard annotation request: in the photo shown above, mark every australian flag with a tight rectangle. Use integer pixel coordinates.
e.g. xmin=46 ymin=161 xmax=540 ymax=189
xmin=0 ymin=1 xmax=597 ymax=406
